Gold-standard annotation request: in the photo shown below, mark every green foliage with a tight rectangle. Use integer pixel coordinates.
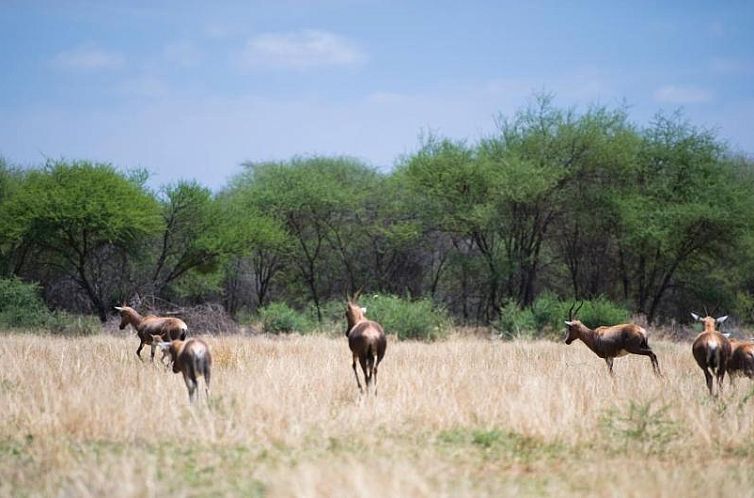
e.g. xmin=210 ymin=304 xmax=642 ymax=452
xmin=0 ymin=160 xmax=161 ymax=246
xmin=151 ymin=181 xmax=226 ymax=293
xmin=494 ymin=295 xmax=631 ymax=339
xmin=2 ymin=99 xmax=754 ymax=328
xmin=493 ymin=301 xmax=537 ymax=339
xmin=356 ymin=294 xmax=451 ymax=341
xmin=569 ymin=297 xmax=631 ymax=330
xmin=0 ymin=277 xmax=100 ymax=334
xmin=0 ymin=160 xmax=162 ymax=320
xmin=436 ymin=427 xmax=564 ymax=462
xmin=257 ymin=302 xmax=312 ymax=334
xmin=0 ymin=277 xmax=51 ymax=328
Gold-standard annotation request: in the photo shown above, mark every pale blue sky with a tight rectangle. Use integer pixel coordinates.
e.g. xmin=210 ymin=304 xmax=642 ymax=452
xmin=1 ymin=1 xmax=753 ymax=188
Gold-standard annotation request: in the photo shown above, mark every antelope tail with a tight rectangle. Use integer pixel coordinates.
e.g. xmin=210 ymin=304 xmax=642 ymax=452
xmin=706 ymin=342 xmax=720 ymax=373
xmin=365 ymin=343 xmax=376 ymax=376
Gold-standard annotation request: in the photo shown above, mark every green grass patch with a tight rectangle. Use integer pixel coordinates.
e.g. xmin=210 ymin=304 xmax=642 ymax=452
xmin=436 ymin=427 xmax=565 ymax=463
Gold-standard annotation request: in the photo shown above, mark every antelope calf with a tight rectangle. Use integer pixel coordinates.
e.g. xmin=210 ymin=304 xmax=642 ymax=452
xmin=150 ymin=334 xmax=171 ymax=367
xmin=115 ymin=306 xmax=188 ymax=361
xmin=691 ymin=313 xmax=731 ymax=396
xmin=345 ymin=298 xmax=386 ymax=395
xmin=156 ymin=338 xmax=212 ymax=403
xmin=563 ymin=302 xmax=661 ymax=376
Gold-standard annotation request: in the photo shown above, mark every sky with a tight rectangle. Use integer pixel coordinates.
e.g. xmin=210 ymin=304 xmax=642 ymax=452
xmin=1 ymin=0 xmax=753 ymax=189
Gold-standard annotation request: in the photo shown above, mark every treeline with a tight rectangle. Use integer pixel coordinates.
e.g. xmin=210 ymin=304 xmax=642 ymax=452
xmin=2 ymin=96 xmax=754 ymax=325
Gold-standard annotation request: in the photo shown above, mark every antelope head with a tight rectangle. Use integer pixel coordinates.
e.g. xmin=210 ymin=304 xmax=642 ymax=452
xmin=691 ymin=312 xmax=728 ymax=333
xmin=564 ymin=301 xmax=584 ymax=345
xmin=114 ymin=305 xmax=129 ymax=330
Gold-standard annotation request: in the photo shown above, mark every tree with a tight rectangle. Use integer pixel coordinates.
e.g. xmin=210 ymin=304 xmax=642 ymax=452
xmin=149 ymin=181 xmax=226 ymax=297
xmin=216 ymin=186 xmax=291 ymax=314
xmin=234 ymin=157 xmax=379 ymax=321
xmin=614 ymin=114 xmax=754 ymax=322
xmin=0 ymin=160 xmax=161 ymax=321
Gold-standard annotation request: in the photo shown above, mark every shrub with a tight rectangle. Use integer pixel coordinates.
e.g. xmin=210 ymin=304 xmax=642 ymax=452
xmin=309 ymin=300 xmax=349 ymax=332
xmin=494 ymin=295 xmax=631 ymax=340
xmin=357 ymin=294 xmax=451 ymax=341
xmin=0 ymin=277 xmax=51 ymax=329
xmin=494 ymin=300 xmax=537 ymax=339
xmin=569 ymin=297 xmax=630 ymax=330
xmin=257 ymin=302 xmax=312 ymax=334
xmin=530 ymin=292 xmax=563 ymax=332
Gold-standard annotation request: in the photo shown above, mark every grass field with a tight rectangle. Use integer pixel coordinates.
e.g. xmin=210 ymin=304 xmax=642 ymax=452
xmin=2 ymin=332 xmax=754 ymax=497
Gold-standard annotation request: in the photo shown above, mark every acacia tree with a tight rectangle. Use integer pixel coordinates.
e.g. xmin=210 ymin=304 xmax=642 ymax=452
xmin=216 ymin=185 xmax=291 ymax=314
xmin=148 ymin=181 xmax=227 ymax=297
xmin=0 ymin=158 xmax=25 ymax=276
xmin=397 ymin=137 xmax=503 ymax=319
xmin=235 ymin=157 xmax=379 ymax=321
xmin=615 ymin=114 xmax=754 ymax=323
xmin=0 ymin=160 xmax=161 ymax=321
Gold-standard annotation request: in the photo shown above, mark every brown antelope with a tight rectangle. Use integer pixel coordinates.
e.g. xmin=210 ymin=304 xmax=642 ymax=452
xmin=114 ymin=306 xmax=188 ymax=361
xmin=691 ymin=312 xmax=731 ymax=396
xmin=563 ymin=302 xmax=661 ymax=376
xmin=345 ymin=298 xmax=386 ymax=395
xmin=727 ymin=337 xmax=754 ymax=380
xmin=156 ymin=338 xmax=212 ymax=403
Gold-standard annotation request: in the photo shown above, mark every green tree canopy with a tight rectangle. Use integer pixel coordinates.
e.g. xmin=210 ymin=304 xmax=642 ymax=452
xmin=0 ymin=160 xmax=161 ymax=321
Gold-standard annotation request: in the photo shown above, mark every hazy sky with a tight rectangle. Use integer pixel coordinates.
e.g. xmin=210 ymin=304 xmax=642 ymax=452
xmin=1 ymin=1 xmax=753 ymax=189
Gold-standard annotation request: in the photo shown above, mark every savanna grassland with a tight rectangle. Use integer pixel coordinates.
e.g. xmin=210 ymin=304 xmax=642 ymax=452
xmin=2 ymin=332 xmax=754 ymax=497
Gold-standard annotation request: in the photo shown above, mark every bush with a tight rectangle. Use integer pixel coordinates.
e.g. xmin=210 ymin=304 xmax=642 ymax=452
xmin=569 ymin=297 xmax=630 ymax=330
xmin=309 ymin=300 xmax=349 ymax=332
xmin=356 ymin=294 xmax=451 ymax=341
xmin=494 ymin=295 xmax=631 ymax=340
xmin=531 ymin=292 xmax=563 ymax=331
xmin=494 ymin=300 xmax=537 ymax=339
xmin=0 ymin=277 xmax=51 ymax=329
xmin=257 ymin=302 xmax=312 ymax=334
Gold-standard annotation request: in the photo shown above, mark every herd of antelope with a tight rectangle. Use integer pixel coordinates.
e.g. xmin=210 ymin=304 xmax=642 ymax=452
xmin=114 ymin=298 xmax=754 ymax=402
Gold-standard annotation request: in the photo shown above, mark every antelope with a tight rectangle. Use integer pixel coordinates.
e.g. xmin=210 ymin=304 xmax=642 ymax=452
xmin=114 ymin=305 xmax=188 ymax=361
xmin=727 ymin=337 xmax=754 ymax=380
xmin=156 ymin=338 xmax=212 ymax=403
xmin=150 ymin=334 xmax=171 ymax=367
xmin=563 ymin=302 xmax=661 ymax=376
xmin=690 ymin=313 xmax=731 ymax=396
xmin=345 ymin=297 xmax=386 ymax=395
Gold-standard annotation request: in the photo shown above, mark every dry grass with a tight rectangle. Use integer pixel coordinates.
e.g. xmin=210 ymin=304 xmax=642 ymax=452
xmin=1 ymin=332 xmax=754 ymax=497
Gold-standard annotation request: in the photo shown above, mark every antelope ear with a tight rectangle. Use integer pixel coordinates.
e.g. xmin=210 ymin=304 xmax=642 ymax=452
xmin=717 ymin=315 xmax=729 ymax=324
xmin=690 ymin=312 xmax=701 ymax=321
xmin=114 ymin=306 xmax=124 ymax=311
xmin=361 ymin=307 xmax=367 ymax=314
xmin=564 ymin=321 xmax=573 ymax=326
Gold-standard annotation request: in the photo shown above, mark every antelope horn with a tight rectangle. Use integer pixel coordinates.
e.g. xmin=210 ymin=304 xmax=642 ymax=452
xmin=568 ymin=300 xmax=584 ymax=320
xmin=353 ymin=286 xmax=364 ymax=303
xmin=711 ymin=300 xmax=722 ymax=317
xmin=574 ymin=300 xmax=584 ymax=316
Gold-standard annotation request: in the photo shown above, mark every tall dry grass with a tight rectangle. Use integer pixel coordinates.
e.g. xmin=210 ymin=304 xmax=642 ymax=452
xmin=1 ymin=332 xmax=753 ymax=497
